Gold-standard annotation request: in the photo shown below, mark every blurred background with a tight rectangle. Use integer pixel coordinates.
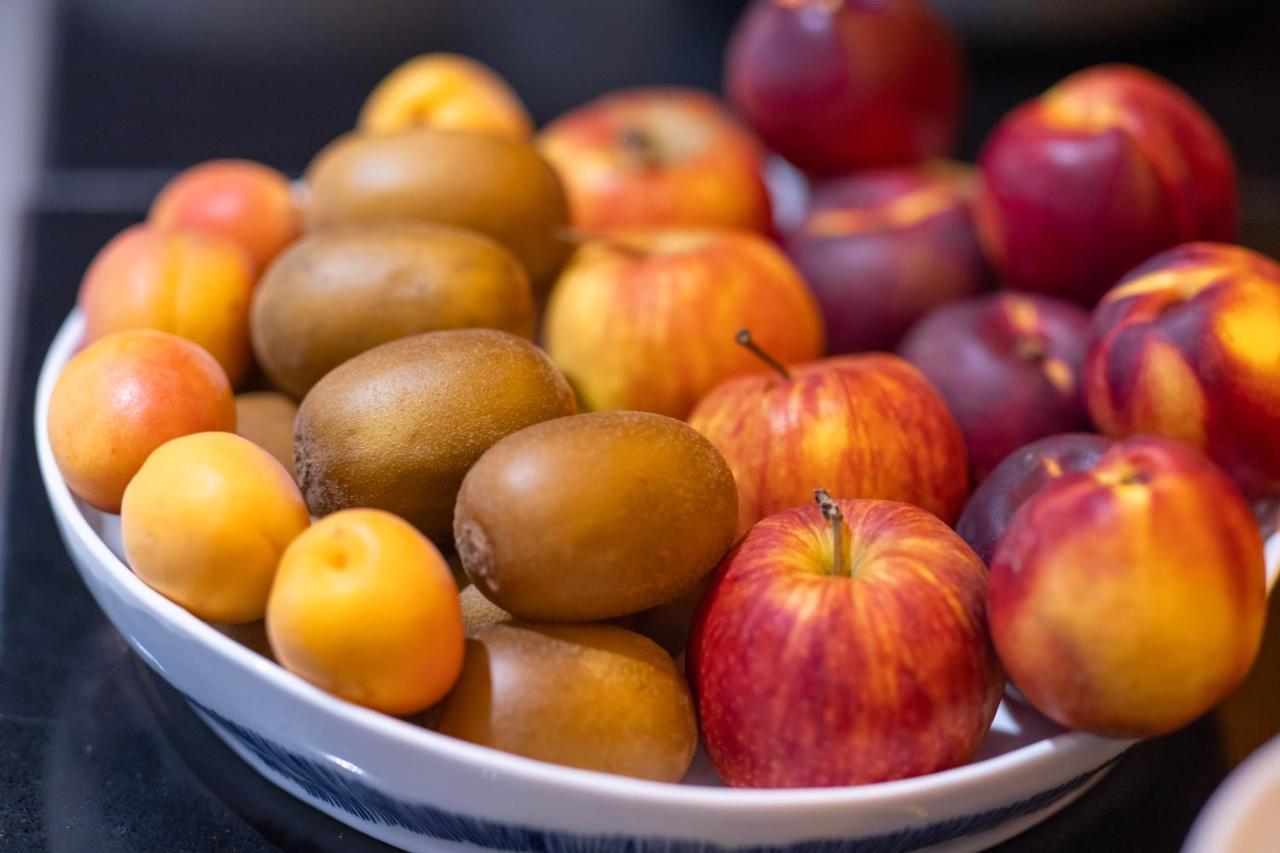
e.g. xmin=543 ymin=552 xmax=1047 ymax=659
xmin=2 ymin=0 xmax=1280 ymax=849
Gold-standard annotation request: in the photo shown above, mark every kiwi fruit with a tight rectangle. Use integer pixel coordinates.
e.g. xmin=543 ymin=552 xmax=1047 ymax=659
xmin=454 ymin=410 xmax=737 ymax=621
xmin=433 ymin=622 xmax=697 ymax=782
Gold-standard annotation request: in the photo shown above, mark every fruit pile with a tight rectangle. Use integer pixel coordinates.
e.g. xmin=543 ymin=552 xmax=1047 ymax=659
xmin=46 ymin=0 xmax=1280 ymax=790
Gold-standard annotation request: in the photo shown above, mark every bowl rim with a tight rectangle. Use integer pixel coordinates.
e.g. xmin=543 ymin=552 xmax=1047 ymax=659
xmin=35 ymin=309 xmax=1134 ymax=811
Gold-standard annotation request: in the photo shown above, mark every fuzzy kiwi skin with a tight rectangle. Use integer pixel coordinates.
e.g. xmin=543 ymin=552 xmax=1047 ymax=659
xmin=295 ymin=329 xmax=576 ymax=546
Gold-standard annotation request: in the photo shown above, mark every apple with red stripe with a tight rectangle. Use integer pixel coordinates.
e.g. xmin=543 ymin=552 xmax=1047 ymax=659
xmin=1085 ymin=242 xmax=1280 ymax=499
xmin=689 ymin=493 xmax=1002 ymax=787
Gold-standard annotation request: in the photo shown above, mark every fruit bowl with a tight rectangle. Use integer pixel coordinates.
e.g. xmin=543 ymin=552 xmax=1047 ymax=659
xmin=37 ymin=309 xmax=1277 ymax=852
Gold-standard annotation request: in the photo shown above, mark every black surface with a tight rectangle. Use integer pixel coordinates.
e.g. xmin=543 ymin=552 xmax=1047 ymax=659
xmin=8 ymin=1 xmax=1280 ymax=850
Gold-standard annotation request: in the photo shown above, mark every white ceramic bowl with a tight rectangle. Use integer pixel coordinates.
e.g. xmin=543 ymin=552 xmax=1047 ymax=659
xmin=1184 ymin=733 xmax=1280 ymax=853
xmin=38 ymin=310 xmax=1209 ymax=853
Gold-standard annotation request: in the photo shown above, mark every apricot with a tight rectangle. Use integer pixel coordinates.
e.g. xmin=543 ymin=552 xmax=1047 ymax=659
xmin=122 ymin=432 xmax=309 ymax=624
xmin=358 ymin=53 xmax=532 ymax=139
xmin=267 ymin=509 xmax=464 ymax=715
xmin=234 ymin=392 xmax=298 ymax=480
xmin=149 ymin=159 xmax=300 ymax=272
xmin=48 ymin=329 xmax=235 ymax=513
xmin=78 ymin=224 xmax=255 ymax=384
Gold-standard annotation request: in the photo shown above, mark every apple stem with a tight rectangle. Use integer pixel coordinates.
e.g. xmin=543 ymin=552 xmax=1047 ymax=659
xmin=736 ymin=329 xmax=791 ymax=380
xmin=619 ymin=126 xmax=664 ymax=169
xmin=814 ymin=488 xmax=846 ymax=577
xmin=1014 ymin=336 xmax=1046 ymax=362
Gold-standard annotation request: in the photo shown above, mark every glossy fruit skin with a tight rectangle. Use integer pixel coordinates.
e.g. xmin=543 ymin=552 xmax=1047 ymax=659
xmin=544 ymin=230 xmax=823 ymax=419
xmin=251 ymin=222 xmax=534 ymax=398
xmin=434 ymin=622 xmax=697 ymax=782
xmin=955 ymin=433 xmax=1113 ymax=565
xmin=78 ymin=223 xmax=256 ymax=384
xmin=689 ymin=353 xmax=968 ymax=533
xmin=976 ymin=65 xmax=1237 ymax=303
xmin=454 ymin=411 xmax=738 ymax=622
xmin=234 ymin=392 xmax=298 ymax=480
xmin=1084 ymin=242 xmax=1280 ymax=499
xmin=48 ymin=329 xmax=236 ymax=512
xmin=899 ymin=292 xmax=1093 ymax=481
xmin=294 ymin=329 xmax=577 ymax=545
xmin=988 ymin=437 xmax=1266 ymax=737
xmin=538 ymin=87 xmax=772 ymax=233
xmin=689 ymin=499 xmax=1002 ymax=788
xmin=725 ymin=0 xmax=965 ymax=175
xmin=149 ymin=159 xmax=300 ymax=272
xmin=305 ymin=128 xmax=570 ymax=293
xmin=267 ymin=509 xmax=464 ymax=716
xmin=358 ymin=53 xmax=532 ymax=139
xmin=787 ymin=161 xmax=990 ymax=354
xmin=122 ymin=432 xmax=309 ymax=624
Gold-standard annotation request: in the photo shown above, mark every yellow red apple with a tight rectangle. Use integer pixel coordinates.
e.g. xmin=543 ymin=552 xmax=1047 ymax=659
xmin=988 ymin=436 xmax=1266 ymax=737
xmin=688 ymin=342 xmax=968 ymax=531
xmin=786 ymin=161 xmax=990 ymax=353
xmin=543 ymin=231 xmax=823 ymax=419
xmin=899 ymin=292 xmax=1093 ymax=481
xmin=538 ymin=88 xmax=772 ymax=233
xmin=688 ymin=496 xmax=1002 ymax=787
xmin=1085 ymin=242 xmax=1280 ymax=499
xmin=976 ymin=64 xmax=1237 ymax=303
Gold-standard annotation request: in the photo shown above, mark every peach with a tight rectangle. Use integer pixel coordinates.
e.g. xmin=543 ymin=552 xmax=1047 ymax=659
xmin=358 ymin=53 xmax=532 ymax=140
xmin=899 ymin=292 xmax=1093 ymax=481
xmin=121 ymin=432 xmax=309 ymax=624
xmin=787 ymin=161 xmax=990 ymax=353
xmin=78 ymin=224 xmax=255 ymax=384
xmin=149 ymin=159 xmax=300 ymax=272
xmin=976 ymin=65 xmax=1237 ymax=303
xmin=267 ymin=509 xmax=464 ymax=715
xmin=988 ymin=436 xmax=1266 ymax=737
xmin=48 ymin=329 xmax=235 ymax=513
xmin=538 ymin=88 xmax=771 ymax=233
xmin=544 ymin=230 xmax=823 ymax=419
xmin=1085 ymin=242 xmax=1280 ymax=498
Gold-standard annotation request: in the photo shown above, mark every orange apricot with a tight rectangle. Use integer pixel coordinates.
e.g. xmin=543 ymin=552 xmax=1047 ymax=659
xmin=48 ymin=329 xmax=235 ymax=513
xmin=357 ymin=53 xmax=532 ymax=139
xmin=267 ymin=509 xmax=464 ymax=715
xmin=121 ymin=432 xmax=309 ymax=624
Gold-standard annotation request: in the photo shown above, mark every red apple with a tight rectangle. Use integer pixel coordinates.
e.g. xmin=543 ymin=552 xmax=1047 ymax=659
xmin=976 ymin=64 xmax=1237 ymax=303
xmin=955 ymin=433 xmax=1114 ymax=564
xmin=899 ymin=292 xmax=1093 ymax=481
xmin=688 ymin=336 xmax=968 ymax=532
xmin=1085 ymin=242 xmax=1280 ymax=499
xmin=988 ymin=436 xmax=1266 ymax=737
xmin=538 ymin=88 xmax=772 ymax=234
xmin=725 ymin=0 xmax=965 ymax=174
xmin=786 ymin=161 xmax=990 ymax=353
xmin=689 ymin=496 xmax=1003 ymax=787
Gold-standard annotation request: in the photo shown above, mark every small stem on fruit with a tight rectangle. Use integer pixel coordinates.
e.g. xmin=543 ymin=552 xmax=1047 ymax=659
xmin=736 ymin=329 xmax=791 ymax=380
xmin=814 ymin=488 xmax=846 ymax=577
xmin=619 ymin=126 xmax=665 ymax=170
xmin=1014 ymin=336 xmax=1046 ymax=362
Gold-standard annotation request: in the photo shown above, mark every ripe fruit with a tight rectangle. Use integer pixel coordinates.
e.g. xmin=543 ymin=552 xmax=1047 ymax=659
xmin=787 ymin=162 xmax=990 ymax=354
xmin=689 ymin=336 xmax=968 ymax=532
xmin=538 ymin=87 xmax=771 ymax=233
xmin=305 ymin=128 xmax=570 ymax=293
xmin=48 ymin=329 xmax=235 ymax=512
xmin=725 ymin=0 xmax=965 ymax=174
xmin=294 ymin=329 xmax=576 ymax=544
xmin=149 ymin=159 xmax=300 ymax=272
xmin=544 ymin=231 xmax=823 ymax=419
xmin=1085 ymin=242 xmax=1280 ymax=498
xmin=251 ymin=222 xmax=534 ymax=398
xmin=898 ymin=293 xmax=1093 ymax=481
xmin=78 ymin=223 xmax=256 ymax=384
xmin=455 ymin=411 xmax=738 ymax=622
xmin=358 ymin=53 xmax=532 ymax=139
xmin=267 ymin=509 xmax=464 ymax=716
xmin=122 ymin=432 xmax=309 ymax=624
xmin=234 ymin=392 xmax=298 ymax=480
xmin=955 ymin=433 xmax=1114 ymax=564
xmin=689 ymin=496 xmax=1002 ymax=787
xmin=976 ymin=65 xmax=1237 ymax=303
xmin=988 ymin=437 xmax=1266 ymax=737
xmin=434 ymin=622 xmax=697 ymax=782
